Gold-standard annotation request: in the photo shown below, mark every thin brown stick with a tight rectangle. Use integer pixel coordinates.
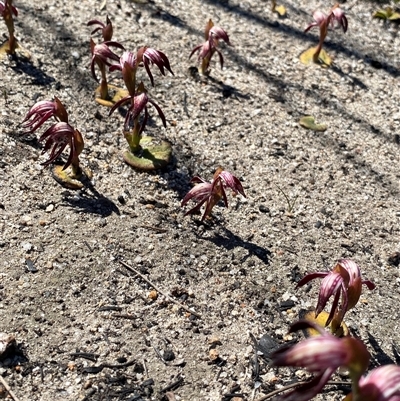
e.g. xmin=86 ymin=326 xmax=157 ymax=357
xmin=118 ymin=259 xmax=202 ymax=319
xmin=0 ymin=375 xmax=21 ymax=401
xmin=255 ymin=380 xmax=351 ymax=401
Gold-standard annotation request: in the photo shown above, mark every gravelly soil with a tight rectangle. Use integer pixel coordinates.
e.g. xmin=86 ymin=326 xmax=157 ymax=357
xmin=0 ymin=0 xmax=400 ymax=400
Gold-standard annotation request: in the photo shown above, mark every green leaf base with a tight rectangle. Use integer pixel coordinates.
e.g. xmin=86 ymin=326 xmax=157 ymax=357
xmin=299 ymin=116 xmax=327 ymax=132
xmin=300 ymin=47 xmax=332 ymax=67
xmin=95 ymin=84 xmax=128 ymax=107
xmin=51 ymin=164 xmax=93 ymax=190
xmin=123 ymin=137 xmax=172 ymax=171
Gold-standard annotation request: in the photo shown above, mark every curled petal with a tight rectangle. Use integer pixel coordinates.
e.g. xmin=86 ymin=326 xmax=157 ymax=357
xmin=21 ymin=97 xmax=68 ymax=133
xmin=148 ymin=98 xmax=166 ymax=128
xmin=181 ymin=182 xmax=213 ymax=206
xmin=39 ymin=122 xmax=76 ymax=169
xmin=141 ymin=47 xmax=174 ymax=87
xmin=109 ymin=94 xmax=132 ymax=117
xmin=331 ymin=7 xmax=348 ymax=33
xmin=315 ymin=272 xmax=344 ymax=316
xmin=218 ymin=170 xmax=246 ymax=197
xmin=87 ymin=15 xmax=113 ymax=41
xmin=296 ymin=272 xmax=328 ymax=288
xmin=358 ymin=365 xmax=400 ymax=400
xmin=279 ymin=370 xmax=335 ymax=401
xmin=304 ymin=11 xmax=327 ymax=32
xmin=209 ymin=26 xmax=231 ymax=45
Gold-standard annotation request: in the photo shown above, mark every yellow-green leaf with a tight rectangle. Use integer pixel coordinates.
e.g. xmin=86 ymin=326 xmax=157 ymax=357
xmin=299 ymin=47 xmax=332 ymax=67
xmin=274 ymin=5 xmax=287 ymax=17
xmin=300 ymin=310 xmax=349 ymax=337
xmin=299 ymin=116 xmax=327 ymax=132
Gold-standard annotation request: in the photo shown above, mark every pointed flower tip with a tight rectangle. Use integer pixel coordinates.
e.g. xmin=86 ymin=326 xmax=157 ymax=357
xmin=182 ymin=169 xmax=244 ymax=220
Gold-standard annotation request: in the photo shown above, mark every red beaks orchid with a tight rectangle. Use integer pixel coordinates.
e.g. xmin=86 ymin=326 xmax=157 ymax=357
xmin=346 ymin=365 xmax=400 ymax=401
xmin=0 ymin=0 xmax=18 ymax=17
xmin=190 ymin=19 xmax=231 ymax=74
xmin=111 ymin=47 xmax=173 ymax=91
xmin=271 ymin=320 xmax=370 ymax=401
xmin=305 ymin=4 xmax=347 ymax=34
xmin=302 ymin=4 xmax=348 ymax=65
xmin=21 ymin=97 xmax=68 ymax=133
xmin=181 ymin=167 xmax=245 ymax=221
xmin=39 ymin=122 xmax=84 ymax=170
xmin=109 ymin=82 xmax=166 ymax=133
xmin=297 ymin=259 xmax=375 ymax=332
xmin=87 ymin=15 xmax=113 ymax=42
xmin=89 ymin=39 xmax=124 ymax=83
xmin=21 ymin=98 xmax=89 ymax=188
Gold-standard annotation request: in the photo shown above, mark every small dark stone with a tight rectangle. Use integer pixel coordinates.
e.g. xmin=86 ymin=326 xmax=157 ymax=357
xmin=388 ymin=252 xmax=400 ymax=267
xmin=163 ymin=349 xmax=175 ymax=361
xmin=279 ymin=300 xmax=295 ymax=311
xmin=94 ymin=111 xmax=103 ymax=121
xmin=116 ymin=356 xmax=127 ymax=363
xmin=259 ymin=204 xmax=270 ymax=213
xmin=117 ymin=195 xmax=126 ymax=205
xmin=314 ymin=220 xmax=323 ymax=228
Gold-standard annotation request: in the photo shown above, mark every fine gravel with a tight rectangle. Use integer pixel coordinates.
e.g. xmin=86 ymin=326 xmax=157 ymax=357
xmin=0 ymin=0 xmax=400 ymax=400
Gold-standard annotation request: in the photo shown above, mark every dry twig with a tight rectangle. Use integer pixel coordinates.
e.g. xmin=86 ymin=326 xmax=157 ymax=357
xmin=255 ymin=380 xmax=351 ymax=401
xmin=118 ymin=259 xmax=202 ymax=318
xmin=0 ymin=376 xmax=21 ymax=401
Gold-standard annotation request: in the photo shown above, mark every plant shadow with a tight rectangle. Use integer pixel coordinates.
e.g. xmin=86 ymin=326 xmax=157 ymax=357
xmin=61 ymin=183 xmax=120 ymax=217
xmin=367 ymin=332 xmax=399 ymax=367
xmin=10 ymin=58 xmax=55 ymax=86
xmin=199 ymin=225 xmax=271 ymax=265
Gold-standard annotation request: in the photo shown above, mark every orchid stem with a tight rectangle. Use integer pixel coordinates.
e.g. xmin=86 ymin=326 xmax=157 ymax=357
xmin=124 ymin=117 xmax=142 ymax=153
xmin=100 ymin=68 xmax=109 ymax=100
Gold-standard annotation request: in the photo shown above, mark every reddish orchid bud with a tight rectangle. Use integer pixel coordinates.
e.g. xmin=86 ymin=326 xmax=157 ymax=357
xmin=353 ymin=365 xmax=400 ymax=401
xmin=21 ymin=97 xmax=68 ymax=134
xmin=0 ymin=0 xmax=17 ymax=17
xmin=190 ymin=19 xmax=231 ymax=73
xmin=109 ymin=82 xmax=166 ymax=132
xmin=297 ymin=259 xmax=375 ymax=329
xmin=39 ymin=122 xmax=82 ymax=170
xmin=271 ymin=320 xmax=370 ymax=401
xmin=182 ymin=168 xmax=245 ymax=221
xmin=87 ymin=15 xmax=113 ymax=42
xmin=89 ymin=39 xmax=124 ymax=82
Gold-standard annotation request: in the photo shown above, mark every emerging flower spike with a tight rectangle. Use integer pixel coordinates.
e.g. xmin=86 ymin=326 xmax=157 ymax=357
xmin=87 ymin=15 xmax=113 ymax=42
xmin=271 ymin=320 xmax=370 ymax=401
xmin=111 ymin=47 xmax=174 ymax=90
xmin=190 ymin=19 xmax=231 ymax=74
xmin=297 ymin=259 xmax=375 ymax=333
xmin=22 ymin=99 xmax=84 ymax=173
xmin=109 ymin=81 xmax=166 ymax=133
xmin=303 ymin=3 xmax=348 ymax=64
xmin=89 ymin=39 xmax=124 ymax=83
xmin=39 ymin=122 xmax=84 ymax=170
xmin=21 ymin=97 xmax=68 ymax=133
xmin=181 ymin=167 xmax=245 ymax=221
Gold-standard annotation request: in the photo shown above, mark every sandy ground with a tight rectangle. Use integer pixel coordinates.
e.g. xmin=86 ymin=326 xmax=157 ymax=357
xmin=0 ymin=0 xmax=400 ymax=400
